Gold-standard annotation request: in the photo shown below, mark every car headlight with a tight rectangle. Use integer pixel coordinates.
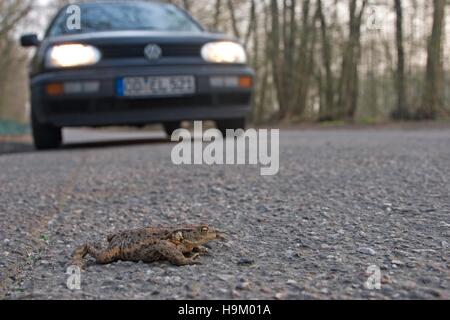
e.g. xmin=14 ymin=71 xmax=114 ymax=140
xmin=46 ymin=44 xmax=101 ymax=68
xmin=201 ymin=41 xmax=247 ymax=64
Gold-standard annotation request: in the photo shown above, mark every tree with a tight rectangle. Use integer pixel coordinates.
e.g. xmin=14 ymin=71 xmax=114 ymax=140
xmin=269 ymin=0 xmax=318 ymax=121
xmin=336 ymin=0 xmax=368 ymax=120
xmin=392 ymin=0 xmax=409 ymax=120
xmin=317 ymin=0 xmax=335 ymax=121
xmin=0 ymin=0 xmax=32 ymax=119
xmin=418 ymin=0 xmax=446 ymax=120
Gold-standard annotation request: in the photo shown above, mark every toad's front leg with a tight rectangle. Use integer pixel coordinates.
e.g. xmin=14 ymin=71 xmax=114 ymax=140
xmin=152 ymin=241 xmax=202 ymax=266
xmin=193 ymin=246 xmax=209 ymax=255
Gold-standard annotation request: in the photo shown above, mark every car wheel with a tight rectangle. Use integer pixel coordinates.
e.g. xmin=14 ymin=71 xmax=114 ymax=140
xmin=31 ymin=110 xmax=62 ymax=150
xmin=217 ymin=118 xmax=246 ymax=136
xmin=163 ymin=122 xmax=182 ymax=137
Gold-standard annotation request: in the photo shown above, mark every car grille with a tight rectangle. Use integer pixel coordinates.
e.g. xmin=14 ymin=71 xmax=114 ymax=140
xmin=99 ymin=44 xmax=202 ymax=59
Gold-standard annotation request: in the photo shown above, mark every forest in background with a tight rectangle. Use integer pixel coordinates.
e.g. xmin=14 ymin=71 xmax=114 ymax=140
xmin=0 ymin=0 xmax=449 ymax=124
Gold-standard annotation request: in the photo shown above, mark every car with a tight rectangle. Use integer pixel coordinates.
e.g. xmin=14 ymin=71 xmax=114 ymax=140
xmin=20 ymin=1 xmax=254 ymax=150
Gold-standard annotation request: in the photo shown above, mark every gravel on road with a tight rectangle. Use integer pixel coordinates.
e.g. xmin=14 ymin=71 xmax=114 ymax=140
xmin=0 ymin=128 xmax=449 ymax=300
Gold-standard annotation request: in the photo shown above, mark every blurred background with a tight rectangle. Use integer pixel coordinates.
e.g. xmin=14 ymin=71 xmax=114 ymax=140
xmin=0 ymin=0 xmax=449 ymax=135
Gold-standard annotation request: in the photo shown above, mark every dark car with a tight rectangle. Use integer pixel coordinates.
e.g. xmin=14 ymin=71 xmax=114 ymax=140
xmin=20 ymin=1 xmax=254 ymax=149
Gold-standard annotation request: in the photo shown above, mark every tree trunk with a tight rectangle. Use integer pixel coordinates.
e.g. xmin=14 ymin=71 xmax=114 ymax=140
xmin=337 ymin=0 xmax=367 ymax=120
xmin=227 ymin=0 xmax=241 ymax=39
xmin=269 ymin=0 xmax=289 ymax=120
xmin=317 ymin=0 xmax=335 ymax=121
xmin=181 ymin=0 xmax=191 ymax=12
xmin=418 ymin=0 xmax=445 ymax=120
xmin=392 ymin=0 xmax=408 ymax=120
xmin=290 ymin=0 xmax=313 ymax=118
xmin=213 ymin=0 xmax=222 ymax=31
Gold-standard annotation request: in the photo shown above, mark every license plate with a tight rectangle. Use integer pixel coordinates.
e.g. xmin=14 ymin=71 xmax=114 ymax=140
xmin=116 ymin=76 xmax=196 ymax=97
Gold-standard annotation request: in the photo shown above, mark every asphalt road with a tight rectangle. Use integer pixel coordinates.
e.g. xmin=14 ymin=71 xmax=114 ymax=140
xmin=0 ymin=128 xmax=449 ymax=300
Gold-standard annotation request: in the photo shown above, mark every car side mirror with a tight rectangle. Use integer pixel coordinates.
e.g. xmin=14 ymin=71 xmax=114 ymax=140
xmin=20 ymin=34 xmax=40 ymax=47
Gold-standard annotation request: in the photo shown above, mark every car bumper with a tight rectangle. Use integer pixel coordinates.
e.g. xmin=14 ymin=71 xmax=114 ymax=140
xmin=31 ymin=65 xmax=254 ymax=127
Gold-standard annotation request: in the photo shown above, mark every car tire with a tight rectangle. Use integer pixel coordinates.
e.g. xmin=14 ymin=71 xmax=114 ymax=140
xmin=163 ymin=122 xmax=182 ymax=137
xmin=217 ymin=118 xmax=246 ymax=136
xmin=31 ymin=110 xmax=62 ymax=150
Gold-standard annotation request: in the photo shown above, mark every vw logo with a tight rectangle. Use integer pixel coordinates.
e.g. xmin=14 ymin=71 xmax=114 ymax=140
xmin=144 ymin=44 xmax=162 ymax=61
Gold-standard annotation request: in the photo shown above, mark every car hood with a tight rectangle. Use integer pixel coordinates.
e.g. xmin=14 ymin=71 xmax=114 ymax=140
xmin=44 ymin=30 xmax=237 ymax=46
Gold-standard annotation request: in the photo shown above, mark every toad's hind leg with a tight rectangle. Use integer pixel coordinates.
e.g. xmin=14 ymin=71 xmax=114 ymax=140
xmin=71 ymin=244 xmax=89 ymax=268
xmin=154 ymin=241 xmax=202 ymax=266
xmin=72 ymin=243 xmax=120 ymax=267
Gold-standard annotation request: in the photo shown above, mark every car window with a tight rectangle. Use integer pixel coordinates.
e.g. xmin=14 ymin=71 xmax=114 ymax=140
xmin=47 ymin=2 xmax=202 ymax=37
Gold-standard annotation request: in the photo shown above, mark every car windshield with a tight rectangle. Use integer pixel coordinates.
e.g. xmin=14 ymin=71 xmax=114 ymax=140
xmin=47 ymin=2 xmax=202 ymax=37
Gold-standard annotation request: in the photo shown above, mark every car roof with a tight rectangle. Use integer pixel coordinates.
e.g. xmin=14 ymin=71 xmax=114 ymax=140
xmin=45 ymin=0 xmax=206 ymax=38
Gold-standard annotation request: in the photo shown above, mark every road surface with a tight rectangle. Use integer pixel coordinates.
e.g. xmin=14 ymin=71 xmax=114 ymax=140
xmin=0 ymin=128 xmax=449 ymax=299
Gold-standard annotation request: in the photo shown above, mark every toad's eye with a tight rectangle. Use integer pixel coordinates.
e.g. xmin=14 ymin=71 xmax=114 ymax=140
xmin=201 ymin=227 xmax=209 ymax=233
